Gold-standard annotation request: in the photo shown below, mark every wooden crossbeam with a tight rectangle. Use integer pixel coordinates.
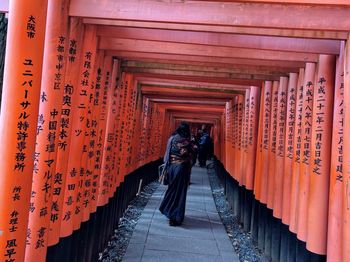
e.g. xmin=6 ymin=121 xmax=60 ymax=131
xmin=124 ymin=61 xmax=297 ymax=76
xmin=70 ymin=0 xmax=350 ymax=31
xmin=141 ymin=86 xmax=240 ymax=99
xmin=101 ymin=39 xmax=318 ymax=62
xmin=137 ymin=78 xmax=249 ymax=93
xmin=98 ymin=26 xmax=341 ymax=54
xmin=134 ymin=72 xmax=263 ymax=86
xmin=86 ymin=18 xmax=349 ymax=40
xmin=126 ymin=67 xmax=282 ymax=81
xmin=110 ymin=51 xmax=305 ymax=69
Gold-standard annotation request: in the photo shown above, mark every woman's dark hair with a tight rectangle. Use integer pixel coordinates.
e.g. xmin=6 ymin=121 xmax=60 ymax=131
xmin=175 ymin=122 xmax=190 ymax=138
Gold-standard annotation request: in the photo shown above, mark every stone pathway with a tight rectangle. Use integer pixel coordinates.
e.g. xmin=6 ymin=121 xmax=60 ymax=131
xmin=123 ymin=166 xmax=240 ymax=262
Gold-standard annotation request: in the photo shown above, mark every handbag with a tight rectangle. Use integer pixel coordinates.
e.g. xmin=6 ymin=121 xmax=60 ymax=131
xmin=158 ymin=136 xmax=174 ymax=185
xmin=158 ymin=163 xmax=169 ymax=185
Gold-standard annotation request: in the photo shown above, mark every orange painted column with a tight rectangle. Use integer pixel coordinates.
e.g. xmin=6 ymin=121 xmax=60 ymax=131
xmin=231 ymin=96 xmax=238 ymax=178
xmin=25 ymin=0 xmax=69 ymax=259
xmin=253 ymin=84 xmax=265 ymax=199
xmin=81 ymin=51 xmax=106 ymax=222
xmin=116 ymin=73 xmax=134 ymax=188
xmin=307 ymin=54 xmax=335 ymax=254
xmin=267 ymin=80 xmax=279 ymax=209
xmin=273 ymin=77 xmax=288 ymax=219
xmin=125 ymin=80 xmax=140 ymax=174
xmin=90 ymin=55 xmax=113 ymax=213
xmin=240 ymin=89 xmax=251 ymax=186
xmin=145 ymin=102 xmax=155 ymax=163
xmin=281 ymin=72 xmax=298 ymax=225
xmin=73 ymin=25 xmax=98 ymax=231
xmin=0 ymin=1 xmax=48 ymax=261
xmin=259 ymin=81 xmax=272 ymax=204
xmin=296 ymin=62 xmax=316 ymax=242
xmin=107 ymin=62 xmax=123 ymax=202
xmin=129 ymin=83 xmax=143 ymax=172
xmin=59 ymin=25 xmax=97 ymax=237
xmin=245 ymin=86 xmax=260 ymax=191
xmin=327 ymin=42 xmax=345 ymax=262
xmin=97 ymin=59 xmax=120 ymax=207
xmin=48 ymin=18 xmax=84 ymax=246
xmin=235 ymin=95 xmax=244 ymax=181
xmin=289 ymin=68 xmax=305 ymax=233
xmin=76 ymin=50 xmax=101 ymax=225
xmin=139 ymin=97 xmax=151 ymax=166
xmin=225 ymin=101 xmax=232 ymax=173
xmin=342 ymin=35 xmax=350 ymax=262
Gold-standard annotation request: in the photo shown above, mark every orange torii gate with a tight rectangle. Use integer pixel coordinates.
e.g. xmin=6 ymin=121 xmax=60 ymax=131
xmin=0 ymin=1 xmax=350 ymax=262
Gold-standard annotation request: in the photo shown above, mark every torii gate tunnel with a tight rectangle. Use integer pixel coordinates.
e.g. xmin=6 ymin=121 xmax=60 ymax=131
xmin=0 ymin=0 xmax=350 ymax=261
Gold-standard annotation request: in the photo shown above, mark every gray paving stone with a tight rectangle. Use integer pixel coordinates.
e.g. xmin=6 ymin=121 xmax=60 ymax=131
xmin=124 ymin=166 xmax=239 ymax=261
xmin=145 ymin=234 xmax=220 ymax=255
xmin=220 ymin=250 xmax=240 ymax=262
xmin=215 ymin=237 xmax=236 ymax=252
xmin=141 ymin=249 xmax=222 ymax=262
xmin=123 ymin=243 xmax=145 ymax=262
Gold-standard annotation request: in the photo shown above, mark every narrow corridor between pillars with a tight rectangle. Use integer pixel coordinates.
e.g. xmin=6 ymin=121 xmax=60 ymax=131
xmin=123 ymin=166 xmax=239 ymax=262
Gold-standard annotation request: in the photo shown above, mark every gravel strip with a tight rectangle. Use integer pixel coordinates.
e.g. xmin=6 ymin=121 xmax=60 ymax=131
xmin=99 ymin=181 xmax=159 ymax=262
xmin=207 ymin=163 xmax=268 ymax=262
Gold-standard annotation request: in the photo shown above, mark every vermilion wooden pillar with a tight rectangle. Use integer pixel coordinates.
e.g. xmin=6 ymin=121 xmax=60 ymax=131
xmin=267 ymin=80 xmax=279 ymax=209
xmin=327 ymin=42 xmax=345 ymax=262
xmin=307 ymin=54 xmax=335 ymax=254
xmin=0 ymin=1 xmax=48 ymax=261
xmin=97 ymin=59 xmax=120 ymax=207
xmin=60 ymin=24 xmax=97 ymax=238
xmin=342 ymin=36 xmax=350 ymax=261
xmin=254 ymin=83 xmax=265 ymax=200
xmin=90 ymin=55 xmax=113 ymax=214
xmin=289 ymin=68 xmax=305 ymax=233
xmin=49 ymin=18 xmax=84 ymax=245
xmin=259 ymin=81 xmax=272 ymax=204
xmin=25 ymin=1 xmax=69 ymax=259
xmin=81 ymin=51 xmax=105 ymax=222
xmin=139 ymin=97 xmax=151 ymax=166
xmin=281 ymin=73 xmax=298 ymax=225
xmin=234 ymin=95 xmax=244 ymax=181
xmin=273 ymin=77 xmax=288 ymax=219
xmin=241 ymin=89 xmax=250 ymax=186
xmin=231 ymin=96 xmax=238 ymax=178
xmin=245 ymin=86 xmax=260 ymax=191
xmin=297 ymin=62 xmax=316 ymax=242
xmin=225 ymin=100 xmax=234 ymax=175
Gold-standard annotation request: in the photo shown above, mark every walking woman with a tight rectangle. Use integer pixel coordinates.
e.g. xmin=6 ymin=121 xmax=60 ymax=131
xmin=159 ymin=122 xmax=194 ymax=226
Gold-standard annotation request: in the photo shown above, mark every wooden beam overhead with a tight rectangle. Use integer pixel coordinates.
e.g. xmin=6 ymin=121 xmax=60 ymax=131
xmin=134 ymin=72 xmax=263 ymax=86
xmin=223 ymin=0 xmax=350 ymax=6
xmin=144 ymin=94 xmax=231 ymax=103
xmin=97 ymin=26 xmax=340 ymax=54
xmin=172 ymin=118 xmax=218 ymax=125
xmin=123 ymin=60 xmax=298 ymax=76
xmin=141 ymin=86 xmax=240 ymax=98
xmin=126 ymin=67 xmax=283 ymax=81
xmin=70 ymin=0 xmax=350 ymax=31
xmin=101 ymin=38 xmax=318 ymax=62
xmin=124 ymin=59 xmax=300 ymax=74
xmin=156 ymin=103 xmax=224 ymax=112
xmin=137 ymin=78 xmax=249 ymax=92
xmin=109 ymin=51 xmax=306 ymax=68
xmin=85 ymin=18 xmax=349 ymax=40
xmin=149 ymin=98 xmax=227 ymax=106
